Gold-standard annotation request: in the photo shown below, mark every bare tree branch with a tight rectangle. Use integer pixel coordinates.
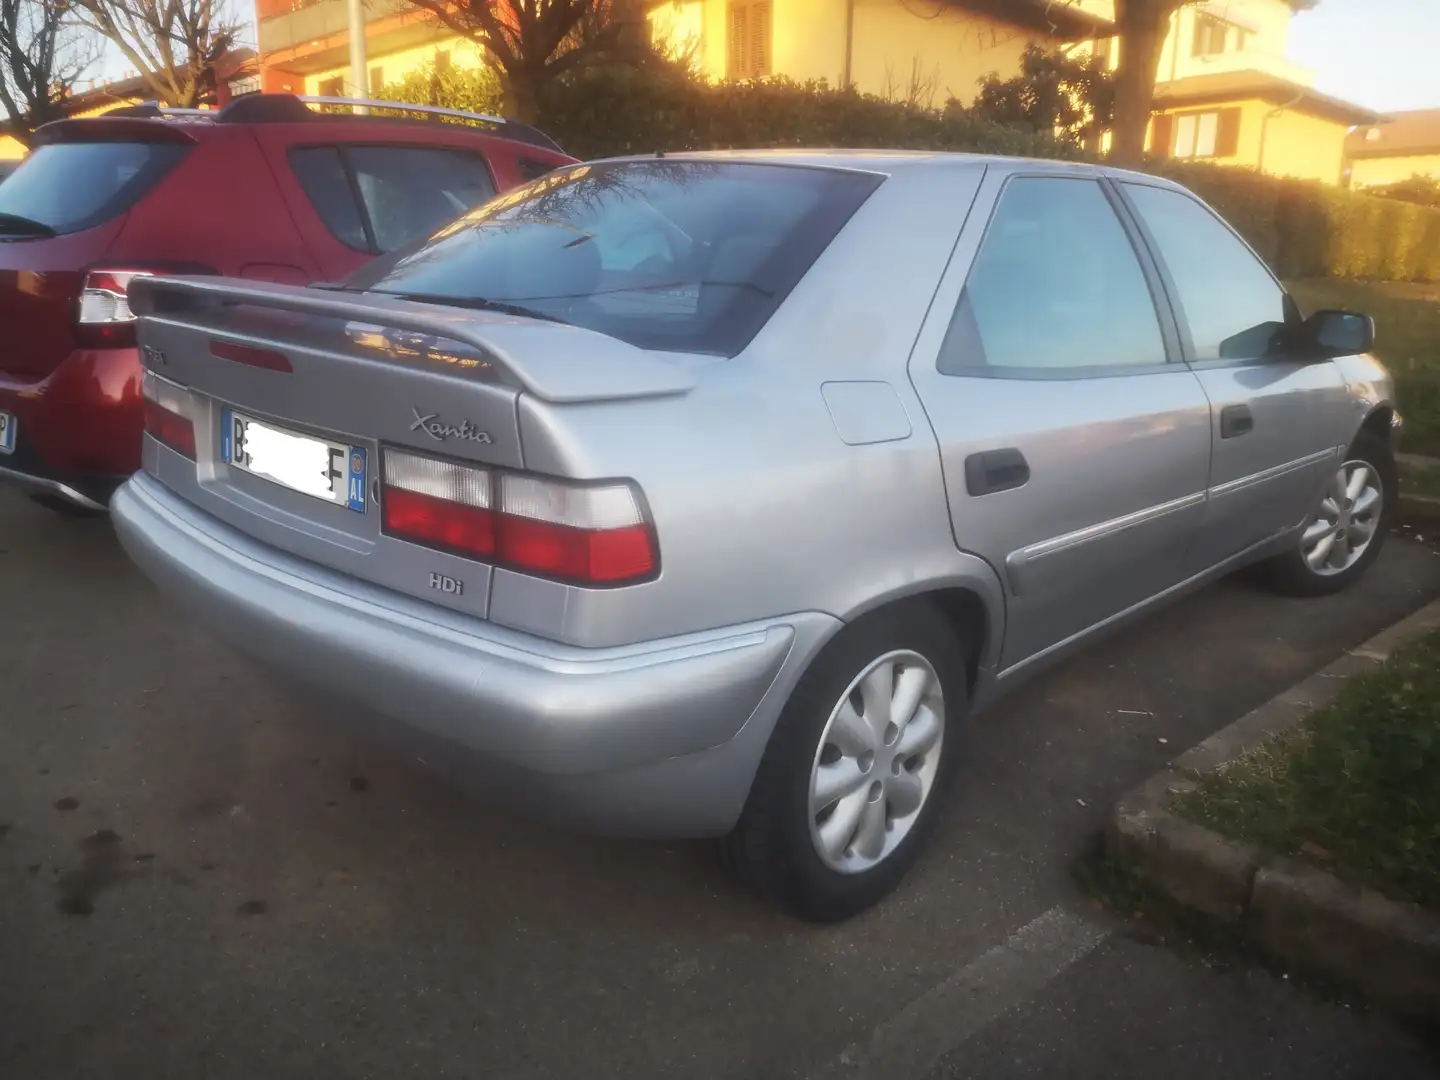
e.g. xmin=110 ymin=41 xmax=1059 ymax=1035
xmin=73 ymin=0 xmax=239 ymax=106
xmin=0 ymin=0 xmax=100 ymax=145
xmin=402 ymin=0 xmax=638 ymax=122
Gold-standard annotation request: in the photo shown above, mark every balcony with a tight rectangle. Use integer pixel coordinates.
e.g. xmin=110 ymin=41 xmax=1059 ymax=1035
xmin=258 ymin=0 xmax=435 ymax=70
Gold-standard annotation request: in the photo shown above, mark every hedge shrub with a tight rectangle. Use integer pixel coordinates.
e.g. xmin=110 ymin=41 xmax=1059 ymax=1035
xmin=381 ymin=60 xmax=1440 ymax=283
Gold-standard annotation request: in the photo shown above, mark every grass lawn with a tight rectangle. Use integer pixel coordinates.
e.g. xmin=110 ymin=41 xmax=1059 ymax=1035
xmin=1287 ymin=280 xmax=1440 ymax=459
xmin=1173 ymin=628 xmax=1440 ymax=910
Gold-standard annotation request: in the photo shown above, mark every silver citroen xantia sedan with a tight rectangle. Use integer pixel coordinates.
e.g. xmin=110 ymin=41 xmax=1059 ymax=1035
xmin=112 ymin=151 xmax=1398 ymax=920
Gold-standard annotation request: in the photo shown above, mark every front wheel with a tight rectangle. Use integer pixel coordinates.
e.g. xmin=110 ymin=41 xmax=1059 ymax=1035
xmin=720 ymin=604 xmax=967 ymax=921
xmin=1261 ymin=433 xmax=1394 ymax=597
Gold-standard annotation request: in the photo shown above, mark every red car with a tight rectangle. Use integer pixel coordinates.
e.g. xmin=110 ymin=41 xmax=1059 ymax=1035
xmin=0 ymin=93 xmax=574 ymax=514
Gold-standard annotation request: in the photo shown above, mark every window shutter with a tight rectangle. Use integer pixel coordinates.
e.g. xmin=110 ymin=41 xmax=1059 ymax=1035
xmin=728 ymin=3 xmax=747 ymax=78
xmin=752 ymin=1 xmax=771 ymax=77
xmin=1215 ymin=108 xmax=1242 ymax=157
xmin=1149 ymin=113 xmax=1175 ymax=156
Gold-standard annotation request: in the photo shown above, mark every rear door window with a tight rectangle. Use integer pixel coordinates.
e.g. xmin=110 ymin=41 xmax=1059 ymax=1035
xmin=289 ymin=145 xmax=497 ymax=255
xmin=0 ymin=140 xmax=189 ymax=235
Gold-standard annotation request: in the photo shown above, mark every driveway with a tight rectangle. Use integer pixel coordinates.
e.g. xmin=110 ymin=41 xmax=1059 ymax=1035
xmin=1 ymin=486 xmax=1437 ymax=1079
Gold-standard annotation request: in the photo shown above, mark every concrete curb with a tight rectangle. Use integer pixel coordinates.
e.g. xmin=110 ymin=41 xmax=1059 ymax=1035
xmin=1399 ymin=492 xmax=1440 ymax=523
xmin=1107 ymin=596 xmax=1440 ymax=1019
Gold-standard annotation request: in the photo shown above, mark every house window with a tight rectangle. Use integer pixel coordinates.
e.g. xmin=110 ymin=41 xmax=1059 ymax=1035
xmin=1150 ymin=108 xmax=1241 ymax=160
xmin=369 ymin=66 xmax=385 ymax=95
xmin=727 ymin=0 xmax=771 ymax=79
xmin=318 ymin=76 xmax=344 ymax=97
xmin=436 ymin=50 xmax=451 ymax=72
xmin=1192 ymin=13 xmax=1230 ymax=57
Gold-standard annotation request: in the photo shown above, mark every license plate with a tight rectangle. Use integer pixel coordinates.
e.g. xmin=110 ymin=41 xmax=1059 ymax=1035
xmin=221 ymin=409 xmax=366 ymax=512
xmin=0 ymin=411 xmax=14 ymax=455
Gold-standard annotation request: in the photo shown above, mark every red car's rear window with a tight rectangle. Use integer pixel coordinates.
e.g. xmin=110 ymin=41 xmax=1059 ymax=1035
xmin=0 ymin=141 xmax=188 ymax=236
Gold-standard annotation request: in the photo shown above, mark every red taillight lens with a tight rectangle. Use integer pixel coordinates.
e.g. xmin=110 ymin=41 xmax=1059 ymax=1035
xmin=141 ymin=371 xmax=196 ymax=460
xmin=381 ymin=450 xmax=657 ymax=586
xmin=76 ymin=269 xmax=152 ymax=348
xmin=497 ymin=474 xmax=655 ymax=583
xmin=142 ymin=398 xmax=196 ymax=459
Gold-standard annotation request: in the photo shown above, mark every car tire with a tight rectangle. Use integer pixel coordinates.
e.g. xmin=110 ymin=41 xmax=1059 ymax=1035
xmin=1260 ymin=431 xmax=1395 ymax=597
xmin=28 ymin=492 xmax=105 ymax=519
xmin=720 ymin=602 xmax=967 ymax=922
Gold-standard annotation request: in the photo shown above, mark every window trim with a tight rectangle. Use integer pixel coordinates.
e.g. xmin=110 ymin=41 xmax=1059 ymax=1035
xmin=287 ymin=141 xmax=499 ymax=255
xmin=1114 ymin=178 xmax=1298 ymax=369
xmin=933 ymin=170 xmax=1184 ymax=382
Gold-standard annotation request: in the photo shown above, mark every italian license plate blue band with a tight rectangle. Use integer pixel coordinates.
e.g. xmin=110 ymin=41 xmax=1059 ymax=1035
xmin=346 ymin=448 xmax=367 ymax=512
xmin=220 ymin=408 xmax=234 ymax=464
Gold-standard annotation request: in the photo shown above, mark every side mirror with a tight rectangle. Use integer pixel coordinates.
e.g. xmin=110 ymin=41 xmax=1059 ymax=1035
xmin=1303 ymin=309 xmax=1374 ymax=358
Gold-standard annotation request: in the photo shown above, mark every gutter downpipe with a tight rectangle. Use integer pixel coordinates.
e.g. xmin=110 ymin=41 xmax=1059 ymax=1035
xmin=843 ymin=0 xmax=856 ymax=88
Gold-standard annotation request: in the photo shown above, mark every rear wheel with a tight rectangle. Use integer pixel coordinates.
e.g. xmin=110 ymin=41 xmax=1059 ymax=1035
xmin=1261 ymin=433 xmax=1394 ymax=597
xmin=720 ymin=604 xmax=966 ymax=921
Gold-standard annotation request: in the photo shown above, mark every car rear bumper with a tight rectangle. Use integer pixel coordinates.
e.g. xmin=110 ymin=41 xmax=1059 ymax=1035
xmin=0 ymin=347 xmax=143 ymax=509
xmin=112 ymin=473 xmax=839 ymax=837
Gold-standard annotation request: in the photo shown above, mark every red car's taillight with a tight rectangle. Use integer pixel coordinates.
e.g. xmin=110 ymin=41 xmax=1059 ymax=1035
xmin=141 ymin=372 xmax=196 ymax=460
xmin=382 ymin=449 xmax=657 ymax=586
xmin=75 ymin=269 xmax=152 ymax=348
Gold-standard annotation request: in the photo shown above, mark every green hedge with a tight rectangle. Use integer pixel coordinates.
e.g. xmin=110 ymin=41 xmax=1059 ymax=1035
xmin=380 ymin=59 xmax=1440 ymax=283
xmin=1159 ymin=161 xmax=1440 ymax=282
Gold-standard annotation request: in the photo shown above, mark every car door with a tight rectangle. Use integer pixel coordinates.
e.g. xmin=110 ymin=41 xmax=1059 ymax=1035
xmin=908 ymin=169 xmax=1213 ymax=672
xmin=1117 ymin=181 xmax=1357 ymax=573
xmin=256 ymin=133 xmax=500 ymax=281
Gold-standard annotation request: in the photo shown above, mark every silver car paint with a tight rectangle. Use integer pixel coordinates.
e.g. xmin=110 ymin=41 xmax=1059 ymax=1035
xmin=112 ymin=152 xmax=1395 ymax=837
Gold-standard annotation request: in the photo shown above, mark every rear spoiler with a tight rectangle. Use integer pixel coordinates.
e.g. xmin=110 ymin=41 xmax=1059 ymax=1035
xmin=33 ymin=117 xmax=200 ymax=146
xmin=129 ymin=276 xmax=698 ymax=405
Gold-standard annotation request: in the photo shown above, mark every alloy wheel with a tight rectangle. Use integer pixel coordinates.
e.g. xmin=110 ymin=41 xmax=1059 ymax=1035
xmin=807 ymin=650 xmax=945 ymax=874
xmin=1300 ymin=459 xmax=1384 ymax=577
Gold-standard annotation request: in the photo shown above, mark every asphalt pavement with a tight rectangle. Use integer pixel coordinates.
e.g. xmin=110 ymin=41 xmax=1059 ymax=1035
xmin=1 ymin=486 xmax=1438 ymax=1080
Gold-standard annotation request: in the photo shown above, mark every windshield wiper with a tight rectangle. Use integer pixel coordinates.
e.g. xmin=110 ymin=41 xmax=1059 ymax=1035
xmin=372 ymin=290 xmax=569 ymax=325
xmin=0 ymin=212 xmax=56 ymax=237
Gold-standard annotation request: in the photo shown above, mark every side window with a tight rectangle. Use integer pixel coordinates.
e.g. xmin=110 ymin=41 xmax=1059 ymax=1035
xmin=1123 ymin=183 xmax=1289 ymax=362
xmin=347 ymin=146 xmax=497 ymax=253
xmin=517 ymin=157 xmax=559 ymax=182
xmin=289 ymin=146 xmax=368 ymax=250
xmin=938 ymin=176 xmax=1166 ymax=375
xmin=288 ymin=145 xmax=498 ymax=255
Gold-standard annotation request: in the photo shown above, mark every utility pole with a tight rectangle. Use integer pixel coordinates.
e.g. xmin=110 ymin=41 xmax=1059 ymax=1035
xmin=347 ymin=0 xmax=368 ymax=113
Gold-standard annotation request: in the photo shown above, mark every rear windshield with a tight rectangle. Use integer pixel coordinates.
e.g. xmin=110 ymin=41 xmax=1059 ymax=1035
xmin=345 ymin=160 xmax=883 ymax=356
xmin=0 ymin=141 xmax=188 ymax=236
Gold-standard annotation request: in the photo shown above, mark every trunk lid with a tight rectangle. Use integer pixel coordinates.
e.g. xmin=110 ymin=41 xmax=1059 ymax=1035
xmin=128 ymin=276 xmax=694 ymax=613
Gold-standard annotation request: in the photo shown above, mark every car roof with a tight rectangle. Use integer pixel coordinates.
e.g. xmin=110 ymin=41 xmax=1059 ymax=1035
xmin=596 ymin=147 xmax=1184 ymax=189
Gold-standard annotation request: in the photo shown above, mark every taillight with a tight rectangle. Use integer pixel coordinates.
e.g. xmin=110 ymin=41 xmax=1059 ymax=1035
xmin=382 ymin=449 xmax=657 ymax=586
xmin=141 ymin=371 xmax=196 ymax=460
xmin=76 ymin=269 xmax=152 ymax=348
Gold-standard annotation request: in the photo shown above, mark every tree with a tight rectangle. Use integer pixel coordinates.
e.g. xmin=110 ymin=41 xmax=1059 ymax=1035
xmin=1110 ymin=0 xmax=1185 ymax=165
xmin=74 ymin=0 xmax=239 ymax=107
xmin=0 ymin=0 xmax=99 ymax=146
xmin=402 ymin=0 xmax=645 ymax=123
xmin=974 ymin=43 xmax=1114 ymax=151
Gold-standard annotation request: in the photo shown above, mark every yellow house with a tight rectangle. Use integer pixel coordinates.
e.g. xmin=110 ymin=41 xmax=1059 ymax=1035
xmin=255 ymin=0 xmax=1378 ymax=186
xmin=1345 ymin=109 xmax=1440 ymax=189
xmin=1137 ymin=0 xmax=1379 ymax=184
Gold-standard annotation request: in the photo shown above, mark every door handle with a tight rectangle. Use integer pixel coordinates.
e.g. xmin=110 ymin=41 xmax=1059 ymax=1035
xmin=1220 ymin=405 xmax=1254 ymax=439
xmin=965 ymin=448 xmax=1030 ymax=496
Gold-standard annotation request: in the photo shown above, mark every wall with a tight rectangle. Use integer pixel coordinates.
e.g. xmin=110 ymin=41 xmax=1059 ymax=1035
xmin=848 ymin=0 xmax=1046 ymax=105
xmin=302 ymin=35 xmax=486 ymax=96
xmin=646 ymin=0 xmax=1053 ymax=104
xmin=1350 ymin=153 xmax=1440 ymax=188
xmin=1252 ymin=104 xmax=1348 ymax=184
